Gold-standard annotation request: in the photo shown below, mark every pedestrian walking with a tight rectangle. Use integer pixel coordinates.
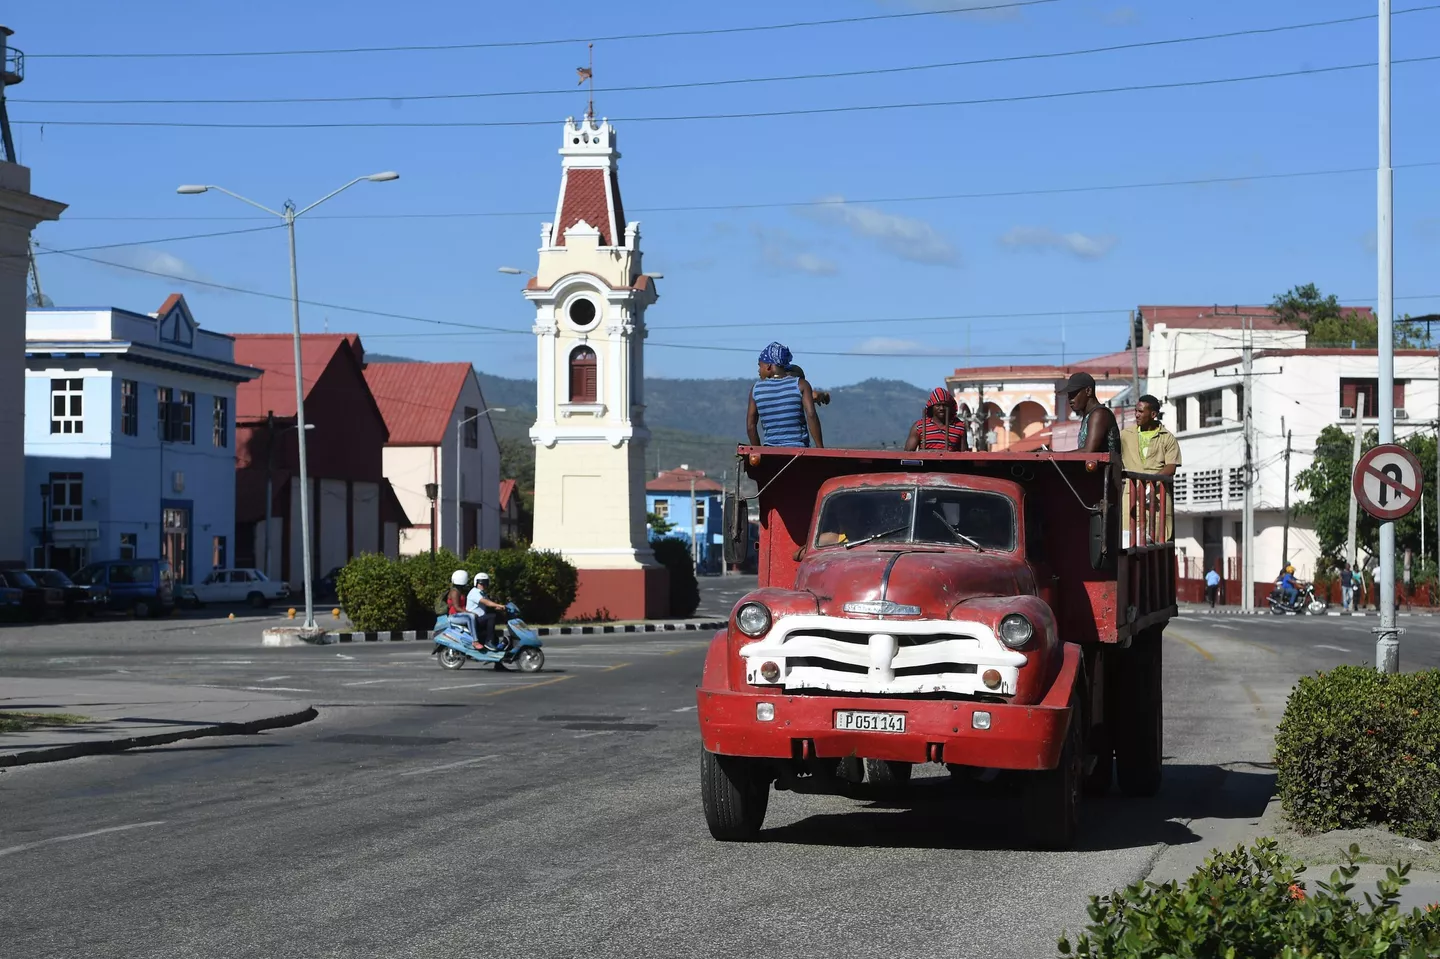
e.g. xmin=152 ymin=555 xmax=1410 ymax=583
xmin=1205 ymin=566 xmax=1221 ymax=609
xmin=1339 ymin=561 xmax=1354 ymax=611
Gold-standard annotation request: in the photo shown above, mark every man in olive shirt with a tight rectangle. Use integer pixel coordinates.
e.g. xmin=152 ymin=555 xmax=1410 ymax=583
xmin=1120 ymin=394 xmax=1182 ymax=543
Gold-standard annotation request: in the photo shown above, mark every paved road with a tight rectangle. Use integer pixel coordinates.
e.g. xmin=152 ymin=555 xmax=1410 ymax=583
xmin=0 ymin=609 xmax=1433 ymax=958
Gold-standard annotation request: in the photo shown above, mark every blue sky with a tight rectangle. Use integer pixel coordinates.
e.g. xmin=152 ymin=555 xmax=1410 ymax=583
xmin=12 ymin=0 xmax=1440 ymax=389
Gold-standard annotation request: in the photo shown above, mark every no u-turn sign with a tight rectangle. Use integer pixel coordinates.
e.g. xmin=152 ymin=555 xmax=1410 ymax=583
xmin=1353 ymin=444 xmax=1424 ymax=521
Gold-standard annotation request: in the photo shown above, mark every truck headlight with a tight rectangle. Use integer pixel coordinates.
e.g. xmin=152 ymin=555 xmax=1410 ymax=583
xmin=736 ymin=602 xmax=772 ymax=637
xmin=998 ymin=613 xmax=1034 ymax=648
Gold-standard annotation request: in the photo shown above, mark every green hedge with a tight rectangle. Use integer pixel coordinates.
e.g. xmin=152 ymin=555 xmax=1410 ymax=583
xmin=335 ymin=553 xmax=414 ymax=633
xmin=651 ymin=538 xmax=699 ymax=619
xmin=1274 ymin=664 xmax=1440 ymax=840
xmin=335 ymin=548 xmax=578 ymax=631
xmin=1058 ymin=839 xmax=1440 ymax=957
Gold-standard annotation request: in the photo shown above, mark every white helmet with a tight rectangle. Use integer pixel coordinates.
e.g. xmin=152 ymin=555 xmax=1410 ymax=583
xmin=473 ymin=572 xmax=490 ymax=584
xmin=450 ymin=569 xmax=469 ymax=587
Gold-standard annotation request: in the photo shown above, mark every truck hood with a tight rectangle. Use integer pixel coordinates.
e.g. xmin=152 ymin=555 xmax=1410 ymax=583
xmin=795 ymin=547 xmax=1030 ymax=618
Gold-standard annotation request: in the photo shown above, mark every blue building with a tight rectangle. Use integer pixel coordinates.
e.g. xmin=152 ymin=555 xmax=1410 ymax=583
xmin=645 ymin=466 xmax=724 ymax=574
xmin=24 ymin=295 xmax=259 ymax=582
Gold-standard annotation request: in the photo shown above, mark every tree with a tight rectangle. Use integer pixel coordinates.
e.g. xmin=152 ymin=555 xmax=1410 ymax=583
xmin=1293 ymin=425 xmax=1436 ymax=564
xmin=497 ymin=437 xmax=535 ymax=495
xmin=1271 ymin=283 xmax=1429 ymax=348
xmin=647 ymin=511 xmax=676 ymax=536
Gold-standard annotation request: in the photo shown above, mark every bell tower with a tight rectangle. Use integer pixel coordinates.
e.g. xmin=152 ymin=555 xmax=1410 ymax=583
xmin=525 ymin=115 xmax=667 ymax=619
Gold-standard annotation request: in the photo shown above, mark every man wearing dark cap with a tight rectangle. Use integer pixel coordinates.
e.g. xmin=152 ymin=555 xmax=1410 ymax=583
xmin=1120 ymin=393 xmax=1181 ymax=542
xmin=1063 ymin=371 xmax=1120 ymax=457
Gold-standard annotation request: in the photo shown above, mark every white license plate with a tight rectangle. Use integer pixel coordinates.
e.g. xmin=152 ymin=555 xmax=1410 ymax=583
xmin=833 ymin=710 xmax=906 ymax=733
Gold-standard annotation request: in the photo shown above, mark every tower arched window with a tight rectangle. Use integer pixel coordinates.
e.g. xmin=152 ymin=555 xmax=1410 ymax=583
xmin=569 ymin=346 xmax=598 ymax=403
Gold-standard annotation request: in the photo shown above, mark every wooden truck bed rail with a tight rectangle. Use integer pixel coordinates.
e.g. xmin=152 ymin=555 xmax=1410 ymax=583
xmin=1120 ymin=470 xmax=1177 ymax=636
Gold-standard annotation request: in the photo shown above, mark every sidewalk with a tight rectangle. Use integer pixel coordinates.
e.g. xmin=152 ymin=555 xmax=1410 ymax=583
xmin=0 ymin=678 xmax=315 ymax=767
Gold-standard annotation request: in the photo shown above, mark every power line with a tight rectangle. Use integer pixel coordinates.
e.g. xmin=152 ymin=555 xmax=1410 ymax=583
xmin=16 ymin=57 xmax=1440 ymax=130
xmin=20 ymin=7 xmax=1437 ymax=106
xmin=49 ymin=159 xmax=1440 ymax=223
xmin=26 ymin=0 xmax=1061 ymax=60
xmin=21 ymin=224 xmax=283 ymax=258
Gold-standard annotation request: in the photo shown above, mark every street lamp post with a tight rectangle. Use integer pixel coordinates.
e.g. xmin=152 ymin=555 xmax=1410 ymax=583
xmin=455 ymin=407 xmax=506 ymax=556
xmin=179 ymin=172 xmax=398 ymax=628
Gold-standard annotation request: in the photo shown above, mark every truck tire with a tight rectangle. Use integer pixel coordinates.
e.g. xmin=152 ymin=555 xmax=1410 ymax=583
xmin=701 ymin=748 xmax=769 ymax=841
xmin=864 ymin=759 xmax=913 ymax=790
xmin=1115 ymin=635 xmax=1163 ymax=798
xmin=1022 ymin=693 xmax=1083 ymax=851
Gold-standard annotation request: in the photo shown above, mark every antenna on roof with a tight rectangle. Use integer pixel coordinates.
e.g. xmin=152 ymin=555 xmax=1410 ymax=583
xmin=323 ymin=315 xmax=329 ymax=333
xmin=576 ymin=43 xmax=595 ymax=120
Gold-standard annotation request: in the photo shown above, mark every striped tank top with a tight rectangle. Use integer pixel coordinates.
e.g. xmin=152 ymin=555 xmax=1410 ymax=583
xmin=753 ymin=376 xmax=809 ymax=447
xmin=912 ymin=418 xmax=967 ymax=451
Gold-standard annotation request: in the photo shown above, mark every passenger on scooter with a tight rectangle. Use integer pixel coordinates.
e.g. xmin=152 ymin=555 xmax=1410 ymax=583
xmin=1279 ymin=565 xmax=1299 ymax=606
xmin=467 ymin=572 xmax=509 ymax=650
xmin=446 ymin=569 xmax=482 ymax=640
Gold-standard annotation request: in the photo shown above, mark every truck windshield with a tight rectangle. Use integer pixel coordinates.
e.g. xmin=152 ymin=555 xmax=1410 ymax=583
xmin=814 ymin=487 xmax=1016 ymax=551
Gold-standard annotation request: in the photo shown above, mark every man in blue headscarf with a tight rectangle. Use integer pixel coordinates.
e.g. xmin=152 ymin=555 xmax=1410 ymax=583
xmin=747 ymin=342 xmax=824 ymax=448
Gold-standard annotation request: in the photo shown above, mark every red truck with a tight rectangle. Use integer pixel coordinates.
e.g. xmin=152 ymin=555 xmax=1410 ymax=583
xmin=698 ymin=447 xmax=1175 ymax=848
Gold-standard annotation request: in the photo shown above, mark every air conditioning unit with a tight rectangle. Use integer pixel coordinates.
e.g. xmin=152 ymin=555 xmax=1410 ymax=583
xmin=1395 ymin=408 xmax=1410 ymax=420
xmin=1339 ymin=406 xmax=1356 ymax=419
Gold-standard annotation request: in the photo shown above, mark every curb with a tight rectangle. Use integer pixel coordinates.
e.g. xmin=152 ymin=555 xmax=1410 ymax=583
xmin=0 ymin=706 xmax=318 ymax=768
xmin=1178 ymin=607 xmax=1434 ymax=618
xmin=329 ymin=621 xmax=726 ymax=643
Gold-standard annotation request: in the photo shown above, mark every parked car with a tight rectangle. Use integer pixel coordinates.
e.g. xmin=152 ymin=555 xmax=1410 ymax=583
xmin=0 ymin=569 xmax=65 ymax=620
xmin=26 ymin=568 xmax=100 ymax=618
xmin=314 ymin=567 xmax=343 ymax=604
xmin=191 ymin=568 xmax=290 ymax=608
xmin=0 ymin=578 xmax=24 ymax=621
xmin=70 ymin=559 xmax=176 ymax=618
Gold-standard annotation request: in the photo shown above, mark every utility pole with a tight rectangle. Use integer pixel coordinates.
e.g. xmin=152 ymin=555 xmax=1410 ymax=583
xmin=690 ymin=474 xmax=699 ymax=573
xmin=1282 ymin=429 xmax=1293 ymax=567
xmin=1376 ymin=0 xmax=1400 ymax=674
xmin=1347 ymin=390 xmax=1366 ymax=569
xmin=1242 ymin=316 xmax=1255 ymax=611
xmin=264 ymin=411 xmax=275 ymax=579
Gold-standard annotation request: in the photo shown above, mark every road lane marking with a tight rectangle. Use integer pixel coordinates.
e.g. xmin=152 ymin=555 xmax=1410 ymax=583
xmin=1210 ymin=624 xmax=1238 ymax=631
xmin=399 ymin=755 xmax=499 ymax=777
xmin=342 ymin=679 xmax=396 ymax=687
xmin=1241 ymin=683 xmax=1268 ymax=719
xmin=1343 ymin=626 xmax=1368 ymax=633
xmin=480 ymin=675 xmax=574 ymax=697
xmin=257 ymin=676 xmax=291 ymax=682
xmin=239 ymin=686 xmax=311 ymax=692
xmin=572 ymin=731 xmax=614 ymax=739
xmin=0 ymin=821 xmax=166 ymax=859
xmin=429 ymin=682 xmax=498 ymax=691
xmin=673 ymin=705 xmax=697 ymax=712
xmin=1169 ymin=633 xmax=1215 ymax=661
xmin=1316 ymin=644 xmax=1352 ymax=653
xmin=601 ymin=663 xmax=632 ymax=672
xmin=335 ymin=653 xmax=356 ymax=660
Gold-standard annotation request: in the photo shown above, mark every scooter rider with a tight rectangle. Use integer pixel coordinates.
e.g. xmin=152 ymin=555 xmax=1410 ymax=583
xmin=1279 ymin=565 xmax=1299 ymax=607
xmin=467 ymin=572 xmax=509 ymax=650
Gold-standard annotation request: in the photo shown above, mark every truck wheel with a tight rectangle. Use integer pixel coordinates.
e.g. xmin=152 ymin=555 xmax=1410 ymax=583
xmin=864 ymin=759 xmax=912 ymax=790
xmin=701 ymin=748 xmax=769 ymax=841
xmin=1115 ymin=637 xmax=1163 ymax=798
xmin=1083 ymin=745 xmax=1113 ymax=798
xmin=1022 ymin=694 xmax=1082 ymax=851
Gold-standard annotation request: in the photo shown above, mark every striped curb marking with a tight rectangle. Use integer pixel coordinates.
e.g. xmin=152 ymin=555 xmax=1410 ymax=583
xmin=332 ymin=621 xmax=726 ymax=643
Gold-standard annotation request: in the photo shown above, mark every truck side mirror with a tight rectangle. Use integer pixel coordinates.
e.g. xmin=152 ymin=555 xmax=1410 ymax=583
xmin=1089 ymin=510 xmax=1110 ymax=570
xmin=724 ymin=496 xmax=749 ymax=566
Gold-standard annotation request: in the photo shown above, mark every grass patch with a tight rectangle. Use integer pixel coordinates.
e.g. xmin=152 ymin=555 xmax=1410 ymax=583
xmin=0 ymin=711 xmax=90 ymax=734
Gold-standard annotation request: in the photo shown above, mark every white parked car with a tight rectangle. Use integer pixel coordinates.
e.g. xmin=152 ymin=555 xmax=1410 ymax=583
xmin=192 ymin=568 xmax=291 ymax=608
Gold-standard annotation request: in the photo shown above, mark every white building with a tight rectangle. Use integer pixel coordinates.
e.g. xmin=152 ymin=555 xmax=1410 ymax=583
xmin=523 ymin=113 xmax=665 ymax=619
xmin=363 ymin=361 xmax=501 ymax=556
xmin=1168 ymin=347 xmax=1438 ymax=582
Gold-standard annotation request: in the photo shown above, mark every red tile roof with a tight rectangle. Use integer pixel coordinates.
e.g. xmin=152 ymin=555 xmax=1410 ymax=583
xmin=950 ymin=348 xmax=1146 ymax=380
xmin=498 ymin=478 xmax=517 ymax=511
xmin=363 ymin=362 xmax=472 ymax=446
xmin=647 ymin=467 xmax=724 ymax=493
xmin=555 ymin=168 xmax=615 ymax=246
xmin=233 ymin=333 xmax=365 ymax=421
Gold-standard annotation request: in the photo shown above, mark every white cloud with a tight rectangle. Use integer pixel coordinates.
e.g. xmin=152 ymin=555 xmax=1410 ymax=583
xmin=104 ymin=247 xmax=216 ymax=289
xmin=800 ymin=197 xmax=961 ymax=267
xmin=1000 ymin=226 xmax=1118 ymax=260
xmin=753 ymin=226 xmax=839 ymax=276
xmin=854 ymin=337 xmax=950 ymax=355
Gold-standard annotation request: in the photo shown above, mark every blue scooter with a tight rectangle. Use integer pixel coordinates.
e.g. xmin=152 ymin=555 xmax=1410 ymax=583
xmin=431 ymin=603 xmax=545 ymax=673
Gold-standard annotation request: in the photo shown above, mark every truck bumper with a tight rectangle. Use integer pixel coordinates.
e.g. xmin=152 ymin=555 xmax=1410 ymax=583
xmin=697 ymin=642 xmax=1081 ymax=771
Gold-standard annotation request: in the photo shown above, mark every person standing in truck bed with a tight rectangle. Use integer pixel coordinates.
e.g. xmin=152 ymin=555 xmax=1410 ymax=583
xmin=748 ymin=342 xmax=824 ymax=448
xmin=905 ymin=387 xmax=969 ymax=452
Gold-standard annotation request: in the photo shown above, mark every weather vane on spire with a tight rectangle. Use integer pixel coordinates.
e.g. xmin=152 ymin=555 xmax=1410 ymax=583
xmin=576 ymin=43 xmax=595 ymax=120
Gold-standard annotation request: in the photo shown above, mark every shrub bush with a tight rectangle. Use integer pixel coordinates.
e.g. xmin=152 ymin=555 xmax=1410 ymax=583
xmin=651 ymin=538 xmax=700 ymax=619
xmin=1274 ymin=664 xmax=1440 ymax=840
xmin=397 ymin=548 xmax=462 ymax=622
xmin=1058 ymin=839 xmax=1440 ymax=958
xmin=463 ymin=548 xmax=577 ymax=625
xmin=335 ymin=553 xmax=413 ymax=633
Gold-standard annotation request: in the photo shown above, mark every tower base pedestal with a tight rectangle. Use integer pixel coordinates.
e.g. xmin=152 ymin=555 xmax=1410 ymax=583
xmin=566 ymin=565 xmax=670 ymax=621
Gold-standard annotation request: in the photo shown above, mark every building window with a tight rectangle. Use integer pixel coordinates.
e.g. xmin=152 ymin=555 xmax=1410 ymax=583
xmin=1340 ymin=378 xmax=1404 ymax=418
xmin=158 ymin=387 xmax=173 ymax=441
xmin=1192 ymin=469 xmax=1222 ymax=504
xmin=569 ymin=346 xmax=598 ymax=403
xmin=1226 ymin=467 xmax=1246 ymax=501
xmin=121 ymin=380 xmax=138 ymax=436
xmin=1198 ymin=390 xmax=1224 ymax=428
xmin=158 ymin=387 xmax=194 ymax=443
xmin=50 ymin=378 xmax=84 ymax=434
xmin=463 ymin=406 xmax=479 ymax=448
xmin=49 ymin=472 xmax=83 ymax=523
xmin=212 ymin=535 xmax=227 ymax=570
xmin=178 ymin=391 xmax=195 ymax=443
xmin=694 ymin=498 xmax=707 ymax=526
xmin=213 ymin=396 xmax=228 ymax=448
xmin=653 ymin=499 xmax=669 ymax=520
xmin=1173 ymin=472 xmax=1189 ymax=505
xmin=1174 ymin=399 xmax=1187 ymax=433
xmin=119 ymin=533 xmax=137 ymax=559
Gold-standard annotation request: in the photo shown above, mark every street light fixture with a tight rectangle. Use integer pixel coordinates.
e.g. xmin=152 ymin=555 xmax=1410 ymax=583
xmin=178 ymin=171 xmax=399 ymax=629
xmin=455 ymin=407 xmax=506 ymax=555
